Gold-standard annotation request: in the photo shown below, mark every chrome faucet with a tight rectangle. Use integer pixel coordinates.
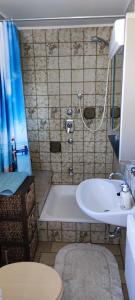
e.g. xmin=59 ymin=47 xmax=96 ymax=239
xmin=108 ymin=172 xmax=125 ymax=181
xmin=69 ymin=167 xmax=74 ymax=176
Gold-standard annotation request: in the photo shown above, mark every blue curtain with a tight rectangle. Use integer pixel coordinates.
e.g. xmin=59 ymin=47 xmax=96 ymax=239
xmin=0 ymin=21 xmax=31 ymax=174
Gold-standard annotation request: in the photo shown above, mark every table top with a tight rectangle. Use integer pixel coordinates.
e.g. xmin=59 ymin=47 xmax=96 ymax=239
xmin=0 ymin=262 xmax=63 ymax=300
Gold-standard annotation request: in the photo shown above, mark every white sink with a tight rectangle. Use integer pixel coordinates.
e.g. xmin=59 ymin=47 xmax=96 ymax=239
xmin=76 ymin=178 xmax=135 ymax=227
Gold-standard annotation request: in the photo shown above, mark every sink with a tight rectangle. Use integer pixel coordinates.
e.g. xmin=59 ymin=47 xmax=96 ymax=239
xmin=76 ymin=178 xmax=135 ymax=227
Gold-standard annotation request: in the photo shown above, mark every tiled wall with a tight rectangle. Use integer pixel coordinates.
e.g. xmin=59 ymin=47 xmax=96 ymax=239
xmin=38 ymin=221 xmax=119 ymax=244
xmin=20 ymin=26 xmax=122 ymax=184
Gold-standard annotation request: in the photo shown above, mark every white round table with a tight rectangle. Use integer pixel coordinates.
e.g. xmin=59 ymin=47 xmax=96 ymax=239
xmin=0 ymin=262 xmax=63 ymax=300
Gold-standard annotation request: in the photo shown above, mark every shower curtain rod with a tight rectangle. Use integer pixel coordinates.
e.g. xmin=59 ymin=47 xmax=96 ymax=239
xmin=0 ymin=14 xmax=125 ymax=22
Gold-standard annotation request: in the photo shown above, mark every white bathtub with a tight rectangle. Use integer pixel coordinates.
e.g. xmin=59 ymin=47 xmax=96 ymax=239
xmin=39 ymin=185 xmax=97 ymax=223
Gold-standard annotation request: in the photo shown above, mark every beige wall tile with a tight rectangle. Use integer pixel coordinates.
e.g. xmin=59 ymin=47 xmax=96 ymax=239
xmin=62 ymin=222 xmax=76 ymax=230
xmin=59 ymin=28 xmax=71 ymax=42
xmin=35 ymin=57 xmax=46 ymax=70
xmin=38 ymin=229 xmax=48 ymax=242
xmin=84 ymin=27 xmax=96 ymax=41
xmin=46 ymin=42 xmax=58 ymax=56
xmin=72 ymin=173 xmax=83 ymax=184
xmin=91 ymin=223 xmax=105 ymax=232
xmin=59 ymin=56 xmax=71 ymax=69
xmin=84 ymin=163 xmax=94 ymax=173
xmin=76 ymin=223 xmax=91 ymax=231
xmin=97 ymin=55 xmax=108 ymax=68
xmin=35 ymin=70 xmax=47 ymax=83
xmin=62 ymin=231 xmax=76 ymax=242
xmin=60 ymin=70 xmax=71 ymax=82
xmin=72 ymin=70 xmax=83 ymax=82
xmin=60 ymin=82 xmax=71 ymax=95
xmin=72 ymin=42 xmax=83 ymax=56
xmin=59 ymin=43 xmax=71 ymax=56
xmin=21 ymin=43 xmax=34 ymax=57
xmin=47 ymin=70 xmax=59 ymax=82
xmin=48 ymin=230 xmax=62 ymax=242
xmin=84 ymin=55 xmax=96 ymax=68
xmin=20 ymin=30 xmax=33 ymax=43
xmin=48 ymin=222 xmax=61 ymax=230
xmin=46 ymin=29 xmax=58 ymax=42
xmin=51 ymin=162 xmax=62 ymax=172
xmin=71 ymin=28 xmax=83 ymax=42
xmin=73 ymin=152 xmax=83 ymax=163
xmin=61 ymin=173 xmax=73 ymax=184
xmin=72 ymin=56 xmax=83 ymax=69
xmin=34 ymin=44 xmax=46 ymax=56
xmin=33 ymin=29 xmax=46 ymax=43
xmin=60 ymin=95 xmax=71 ymax=107
xmin=84 ymin=42 xmax=96 ymax=55
xmin=50 ymin=130 xmax=61 ymax=141
xmin=48 ymin=95 xmax=60 ymax=107
xmin=72 ymin=82 xmax=83 ymax=94
xmin=73 ymin=163 xmax=83 ymax=174
xmin=76 ymin=231 xmax=90 ymax=242
xmin=51 ymin=153 xmax=61 ymax=162
xmin=84 ymin=69 xmax=96 ymax=82
xmin=47 ymin=56 xmax=59 ymax=69
xmin=48 ymin=83 xmax=59 ymax=95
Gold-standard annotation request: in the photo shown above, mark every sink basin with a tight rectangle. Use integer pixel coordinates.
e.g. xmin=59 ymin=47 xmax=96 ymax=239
xmin=76 ymin=178 xmax=135 ymax=227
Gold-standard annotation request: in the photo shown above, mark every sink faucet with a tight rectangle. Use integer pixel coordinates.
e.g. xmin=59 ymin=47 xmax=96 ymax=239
xmin=108 ymin=172 xmax=125 ymax=181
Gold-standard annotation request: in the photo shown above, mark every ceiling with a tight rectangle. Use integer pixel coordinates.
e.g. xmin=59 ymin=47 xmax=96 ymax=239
xmin=0 ymin=0 xmax=131 ymax=27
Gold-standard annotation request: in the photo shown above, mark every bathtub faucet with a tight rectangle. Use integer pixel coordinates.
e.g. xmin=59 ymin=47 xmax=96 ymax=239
xmin=69 ymin=167 xmax=74 ymax=176
xmin=108 ymin=172 xmax=125 ymax=181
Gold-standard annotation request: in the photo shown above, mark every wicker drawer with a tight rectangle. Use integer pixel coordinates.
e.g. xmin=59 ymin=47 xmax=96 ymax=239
xmin=1 ymin=229 xmax=38 ymax=265
xmin=0 ymin=221 xmax=24 ymax=243
xmin=27 ymin=205 xmax=37 ymax=241
xmin=25 ymin=183 xmax=35 ymax=215
xmin=1 ymin=246 xmax=26 ymax=264
xmin=0 ymin=177 xmax=34 ymax=218
xmin=0 ymin=195 xmax=22 ymax=218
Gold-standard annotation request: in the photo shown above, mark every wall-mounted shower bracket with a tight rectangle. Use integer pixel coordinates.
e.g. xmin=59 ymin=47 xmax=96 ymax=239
xmin=65 ymin=119 xmax=74 ymax=133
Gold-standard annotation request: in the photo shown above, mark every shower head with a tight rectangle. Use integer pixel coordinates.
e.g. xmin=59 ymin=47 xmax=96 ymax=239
xmin=91 ymin=36 xmax=109 ymax=46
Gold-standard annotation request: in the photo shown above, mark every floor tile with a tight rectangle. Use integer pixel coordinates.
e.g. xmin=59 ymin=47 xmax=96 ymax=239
xmin=38 ymin=241 xmax=52 ymax=252
xmin=115 ymin=255 xmax=124 ymax=270
xmin=39 ymin=252 xmax=56 ymax=266
xmin=122 ymin=284 xmax=129 ymax=300
xmin=119 ymin=269 xmax=126 ymax=284
xmin=51 ymin=242 xmax=70 ymax=253
xmin=104 ymin=244 xmax=121 ymax=255
xmin=34 ymin=241 xmax=129 ymax=299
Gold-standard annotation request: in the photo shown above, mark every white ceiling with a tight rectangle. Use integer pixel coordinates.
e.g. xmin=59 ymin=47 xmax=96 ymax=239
xmin=0 ymin=0 xmax=131 ymax=27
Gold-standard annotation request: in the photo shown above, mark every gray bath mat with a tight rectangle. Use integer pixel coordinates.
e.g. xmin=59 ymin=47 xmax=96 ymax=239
xmin=55 ymin=243 xmax=123 ymax=300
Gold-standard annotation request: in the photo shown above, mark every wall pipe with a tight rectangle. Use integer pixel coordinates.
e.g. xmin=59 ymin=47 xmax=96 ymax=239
xmin=0 ymin=15 xmax=125 ymax=22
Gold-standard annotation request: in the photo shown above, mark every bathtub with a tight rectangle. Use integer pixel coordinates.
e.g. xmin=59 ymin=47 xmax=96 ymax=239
xmin=39 ymin=185 xmax=97 ymax=223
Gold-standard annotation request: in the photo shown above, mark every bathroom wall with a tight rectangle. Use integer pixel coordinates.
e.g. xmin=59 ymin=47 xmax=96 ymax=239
xmin=20 ymin=26 xmax=122 ymax=184
xmin=120 ymin=163 xmax=135 ymax=261
xmin=126 ymin=0 xmax=135 ymax=12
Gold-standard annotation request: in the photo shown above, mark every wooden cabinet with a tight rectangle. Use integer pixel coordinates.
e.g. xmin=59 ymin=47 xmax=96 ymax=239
xmin=0 ymin=176 xmax=38 ymax=265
